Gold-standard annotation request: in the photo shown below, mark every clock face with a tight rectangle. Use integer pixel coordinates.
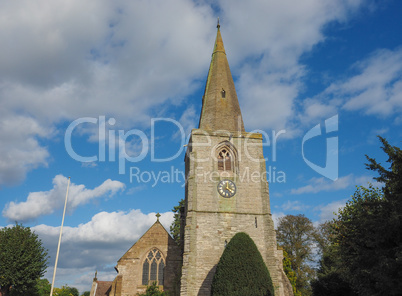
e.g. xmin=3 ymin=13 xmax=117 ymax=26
xmin=217 ymin=180 xmax=236 ymax=198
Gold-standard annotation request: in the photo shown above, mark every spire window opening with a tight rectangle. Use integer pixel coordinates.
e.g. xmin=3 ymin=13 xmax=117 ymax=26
xmin=142 ymin=248 xmax=165 ymax=286
xmin=221 ymin=89 xmax=226 ymax=98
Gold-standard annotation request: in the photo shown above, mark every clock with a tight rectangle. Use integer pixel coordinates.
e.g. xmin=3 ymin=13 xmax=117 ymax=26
xmin=217 ymin=179 xmax=236 ymax=198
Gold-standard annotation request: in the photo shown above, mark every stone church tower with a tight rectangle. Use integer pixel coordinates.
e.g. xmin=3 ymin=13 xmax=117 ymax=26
xmin=180 ymin=23 xmax=294 ymax=296
xmin=90 ymin=22 xmax=293 ymax=296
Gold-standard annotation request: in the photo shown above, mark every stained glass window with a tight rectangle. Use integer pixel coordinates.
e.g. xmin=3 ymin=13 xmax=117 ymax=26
xmin=142 ymin=260 xmax=149 ymax=285
xmin=150 ymin=259 xmax=157 ymax=281
xmin=158 ymin=260 xmax=165 ymax=285
xmin=142 ymin=248 xmax=165 ymax=286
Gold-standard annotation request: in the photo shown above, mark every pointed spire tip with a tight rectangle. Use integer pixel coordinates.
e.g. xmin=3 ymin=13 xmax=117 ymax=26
xmin=217 ymin=17 xmax=220 ymax=29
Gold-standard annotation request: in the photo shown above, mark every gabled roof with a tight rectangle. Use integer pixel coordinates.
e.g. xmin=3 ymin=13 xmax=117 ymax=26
xmin=118 ymin=220 xmax=176 ymax=262
xmin=198 ymin=21 xmax=245 ymax=132
xmin=94 ymin=281 xmax=112 ymax=296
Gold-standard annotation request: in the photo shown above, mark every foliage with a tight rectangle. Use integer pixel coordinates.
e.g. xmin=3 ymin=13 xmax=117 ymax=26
xmin=136 ymin=282 xmax=169 ymax=296
xmin=0 ymin=224 xmax=48 ymax=296
xmin=317 ymin=137 xmax=402 ymax=295
xmin=311 ymin=223 xmax=356 ymax=296
xmin=335 ymin=183 xmax=402 ymax=295
xmin=80 ymin=292 xmax=90 ymax=296
xmin=211 ymin=232 xmax=274 ymax=296
xmin=52 ymin=285 xmax=79 ymax=296
xmin=282 ymin=249 xmax=301 ymax=296
xmin=276 ymin=214 xmax=317 ymax=295
xmin=169 ymin=199 xmax=184 ymax=245
xmin=314 ymin=221 xmax=333 ymax=257
xmin=35 ymin=278 xmax=51 ymax=296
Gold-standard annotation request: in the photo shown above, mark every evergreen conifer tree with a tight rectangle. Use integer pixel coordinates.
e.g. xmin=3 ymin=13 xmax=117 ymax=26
xmin=211 ymin=232 xmax=274 ymax=296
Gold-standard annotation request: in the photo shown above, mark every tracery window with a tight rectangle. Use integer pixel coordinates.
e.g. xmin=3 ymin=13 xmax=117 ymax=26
xmin=217 ymin=148 xmax=232 ymax=171
xmin=142 ymin=248 xmax=165 ymax=286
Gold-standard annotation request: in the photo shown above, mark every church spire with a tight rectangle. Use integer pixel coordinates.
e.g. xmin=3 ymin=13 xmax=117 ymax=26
xmin=198 ymin=21 xmax=245 ymax=132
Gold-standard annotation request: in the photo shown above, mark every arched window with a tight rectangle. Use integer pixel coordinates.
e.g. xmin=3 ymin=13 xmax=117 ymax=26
xmin=217 ymin=148 xmax=232 ymax=171
xmin=142 ymin=248 xmax=165 ymax=286
xmin=216 ymin=141 xmax=238 ymax=174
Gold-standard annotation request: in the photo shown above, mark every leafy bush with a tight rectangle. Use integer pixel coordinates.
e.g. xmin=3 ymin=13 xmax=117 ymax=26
xmin=211 ymin=232 xmax=274 ymax=296
xmin=136 ymin=282 xmax=169 ymax=296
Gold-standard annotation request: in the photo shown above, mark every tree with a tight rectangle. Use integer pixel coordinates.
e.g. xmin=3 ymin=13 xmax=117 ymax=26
xmin=314 ymin=221 xmax=333 ymax=257
xmin=276 ymin=214 xmax=316 ymax=295
xmin=333 ymin=137 xmax=402 ymax=295
xmin=67 ymin=286 xmax=79 ymax=296
xmin=136 ymin=282 xmax=168 ymax=296
xmin=282 ymin=249 xmax=301 ymax=296
xmin=35 ymin=278 xmax=51 ymax=296
xmin=169 ymin=199 xmax=184 ymax=245
xmin=53 ymin=285 xmax=79 ymax=296
xmin=311 ymin=223 xmax=356 ymax=296
xmin=211 ymin=232 xmax=274 ymax=296
xmin=0 ymin=224 xmax=48 ymax=296
xmin=81 ymin=292 xmax=90 ymax=296
xmin=335 ymin=184 xmax=401 ymax=295
xmin=311 ymin=243 xmax=356 ymax=296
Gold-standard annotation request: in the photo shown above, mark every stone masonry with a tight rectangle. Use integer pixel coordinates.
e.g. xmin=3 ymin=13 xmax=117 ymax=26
xmin=112 ymin=221 xmax=182 ymax=296
xmin=180 ymin=22 xmax=293 ymax=296
xmin=180 ymin=130 xmax=293 ymax=296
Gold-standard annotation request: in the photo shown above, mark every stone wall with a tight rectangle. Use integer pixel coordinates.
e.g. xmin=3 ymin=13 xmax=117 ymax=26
xmin=114 ymin=221 xmax=182 ymax=296
xmin=180 ymin=129 xmax=293 ymax=296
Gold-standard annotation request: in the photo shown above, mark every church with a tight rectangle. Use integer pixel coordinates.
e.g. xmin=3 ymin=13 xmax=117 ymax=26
xmin=90 ymin=22 xmax=293 ymax=296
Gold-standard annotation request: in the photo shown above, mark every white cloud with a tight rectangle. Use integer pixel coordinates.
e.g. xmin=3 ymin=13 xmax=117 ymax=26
xmin=290 ymin=174 xmax=377 ymax=195
xmin=272 ymin=212 xmax=286 ymax=229
xmin=297 ymin=48 xmax=402 ymax=128
xmin=0 ymin=115 xmax=51 ymax=185
xmin=217 ymin=0 xmax=366 ymax=131
xmin=281 ymin=200 xmax=310 ymax=211
xmin=316 ymin=48 xmax=402 ymax=116
xmin=0 ymin=0 xmax=214 ymax=185
xmin=315 ymin=199 xmax=348 ymax=222
xmin=0 ymin=0 xmax=373 ymax=185
xmin=2 ymin=175 xmax=125 ymax=222
xmin=178 ymin=106 xmax=198 ymax=138
xmin=298 ymin=98 xmax=341 ymax=126
xmin=33 ymin=209 xmax=174 ymax=292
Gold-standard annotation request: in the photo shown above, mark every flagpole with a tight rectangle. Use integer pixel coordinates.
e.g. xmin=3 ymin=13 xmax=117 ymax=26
xmin=50 ymin=176 xmax=71 ymax=296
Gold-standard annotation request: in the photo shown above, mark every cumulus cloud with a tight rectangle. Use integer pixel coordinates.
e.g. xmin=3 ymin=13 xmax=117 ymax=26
xmin=339 ymin=48 xmax=402 ymax=115
xmin=2 ymin=175 xmax=125 ymax=222
xmin=290 ymin=174 xmax=377 ymax=195
xmin=0 ymin=0 xmax=214 ymax=185
xmin=315 ymin=199 xmax=348 ymax=222
xmin=304 ymin=48 xmax=402 ymax=122
xmin=281 ymin=200 xmax=310 ymax=211
xmin=272 ymin=212 xmax=286 ymax=229
xmin=0 ymin=0 xmax=371 ymax=186
xmin=218 ymin=0 xmax=366 ymax=131
xmin=0 ymin=115 xmax=51 ymax=185
xmin=33 ymin=209 xmax=174 ymax=292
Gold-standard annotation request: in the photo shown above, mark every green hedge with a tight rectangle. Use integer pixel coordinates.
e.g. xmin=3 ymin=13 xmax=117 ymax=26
xmin=211 ymin=232 xmax=274 ymax=296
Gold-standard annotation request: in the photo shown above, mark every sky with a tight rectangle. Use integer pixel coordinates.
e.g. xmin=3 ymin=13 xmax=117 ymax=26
xmin=0 ymin=0 xmax=401 ymax=293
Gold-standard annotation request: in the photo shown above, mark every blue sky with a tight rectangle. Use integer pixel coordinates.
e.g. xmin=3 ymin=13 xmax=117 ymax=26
xmin=1 ymin=0 xmax=401 ymax=292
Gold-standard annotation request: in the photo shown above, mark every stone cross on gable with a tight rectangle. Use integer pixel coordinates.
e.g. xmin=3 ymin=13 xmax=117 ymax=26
xmin=156 ymin=213 xmax=161 ymax=221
